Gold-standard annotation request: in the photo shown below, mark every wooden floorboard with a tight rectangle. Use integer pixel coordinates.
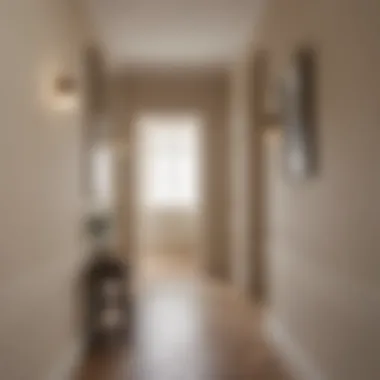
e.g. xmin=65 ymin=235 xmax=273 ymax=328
xmin=76 ymin=273 xmax=290 ymax=380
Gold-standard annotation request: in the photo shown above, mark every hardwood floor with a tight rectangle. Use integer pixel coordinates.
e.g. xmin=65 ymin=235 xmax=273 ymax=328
xmin=76 ymin=259 xmax=290 ymax=380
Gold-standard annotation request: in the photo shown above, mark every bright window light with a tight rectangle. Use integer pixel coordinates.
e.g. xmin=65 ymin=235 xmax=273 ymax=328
xmin=138 ymin=114 xmax=201 ymax=210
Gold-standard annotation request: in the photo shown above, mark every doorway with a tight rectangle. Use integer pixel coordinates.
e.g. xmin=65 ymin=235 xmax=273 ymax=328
xmin=133 ymin=112 xmax=205 ymax=282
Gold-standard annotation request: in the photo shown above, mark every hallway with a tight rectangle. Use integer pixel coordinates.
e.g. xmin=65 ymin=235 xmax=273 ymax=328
xmin=76 ymin=262 xmax=290 ymax=380
xmin=1 ymin=0 xmax=380 ymax=379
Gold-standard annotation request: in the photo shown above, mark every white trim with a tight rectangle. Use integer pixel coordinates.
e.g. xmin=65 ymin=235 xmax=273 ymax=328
xmin=46 ymin=338 xmax=83 ymax=380
xmin=264 ymin=314 xmax=326 ymax=380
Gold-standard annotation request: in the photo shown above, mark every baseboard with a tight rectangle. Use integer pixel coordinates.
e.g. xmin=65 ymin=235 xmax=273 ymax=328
xmin=264 ymin=314 xmax=326 ymax=380
xmin=46 ymin=337 xmax=84 ymax=380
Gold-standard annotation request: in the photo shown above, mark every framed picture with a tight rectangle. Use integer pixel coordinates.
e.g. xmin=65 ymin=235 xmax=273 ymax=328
xmin=282 ymin=47 xmax=318 ymax=179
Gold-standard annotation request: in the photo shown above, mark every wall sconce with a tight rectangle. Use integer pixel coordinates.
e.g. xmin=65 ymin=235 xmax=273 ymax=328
xmin=52 ymin=74 xmax=80 ymax=112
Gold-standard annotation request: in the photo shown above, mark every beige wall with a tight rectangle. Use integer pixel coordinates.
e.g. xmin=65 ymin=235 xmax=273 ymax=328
xmin=229 ymin=56 xmax=255 ymax=294
xmin=232 ymin=0 xmax=380 ymax=379
xmin=0 ymin=1 xmax=85 ymax=378
xmin=110 ymin=72 xmax=230 ymax=279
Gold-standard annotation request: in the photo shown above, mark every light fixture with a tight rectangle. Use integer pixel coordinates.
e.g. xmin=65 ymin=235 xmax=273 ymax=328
xmin=52 ymin=73 xmax=80 ymax=112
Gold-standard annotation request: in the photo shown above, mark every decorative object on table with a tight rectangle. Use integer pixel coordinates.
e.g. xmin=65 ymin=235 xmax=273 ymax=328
xmin=83 ymin=213 xmax=131 ymax=350
xmin=281 ymin=46 xmax=318 ymax=179
xmin=84 ymin=252 xmax=130 ymax=350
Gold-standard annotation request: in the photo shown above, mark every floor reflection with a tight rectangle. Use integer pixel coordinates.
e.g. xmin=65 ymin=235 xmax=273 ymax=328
xmin=77 ymin=256 xmax=290 ymax=380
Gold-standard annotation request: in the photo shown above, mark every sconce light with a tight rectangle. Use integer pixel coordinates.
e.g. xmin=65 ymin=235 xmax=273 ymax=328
xmin=52 ymin=74 xmax=80 ymax=112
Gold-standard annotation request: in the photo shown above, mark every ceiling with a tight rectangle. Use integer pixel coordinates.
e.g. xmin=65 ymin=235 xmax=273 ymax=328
xmin=82 ymin=0 xmax=260 ymax=70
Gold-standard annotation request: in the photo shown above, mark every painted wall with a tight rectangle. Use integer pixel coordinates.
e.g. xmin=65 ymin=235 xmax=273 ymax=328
xmin=110 ymin=72 xmax=230 ymax=279
xmin=0 ymin=1 xmax=85 ymax=378
xmin=229 ymin=57 xmax=255 ymax=294
xmin=236 ymin=0 xmax=380 ymax=379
